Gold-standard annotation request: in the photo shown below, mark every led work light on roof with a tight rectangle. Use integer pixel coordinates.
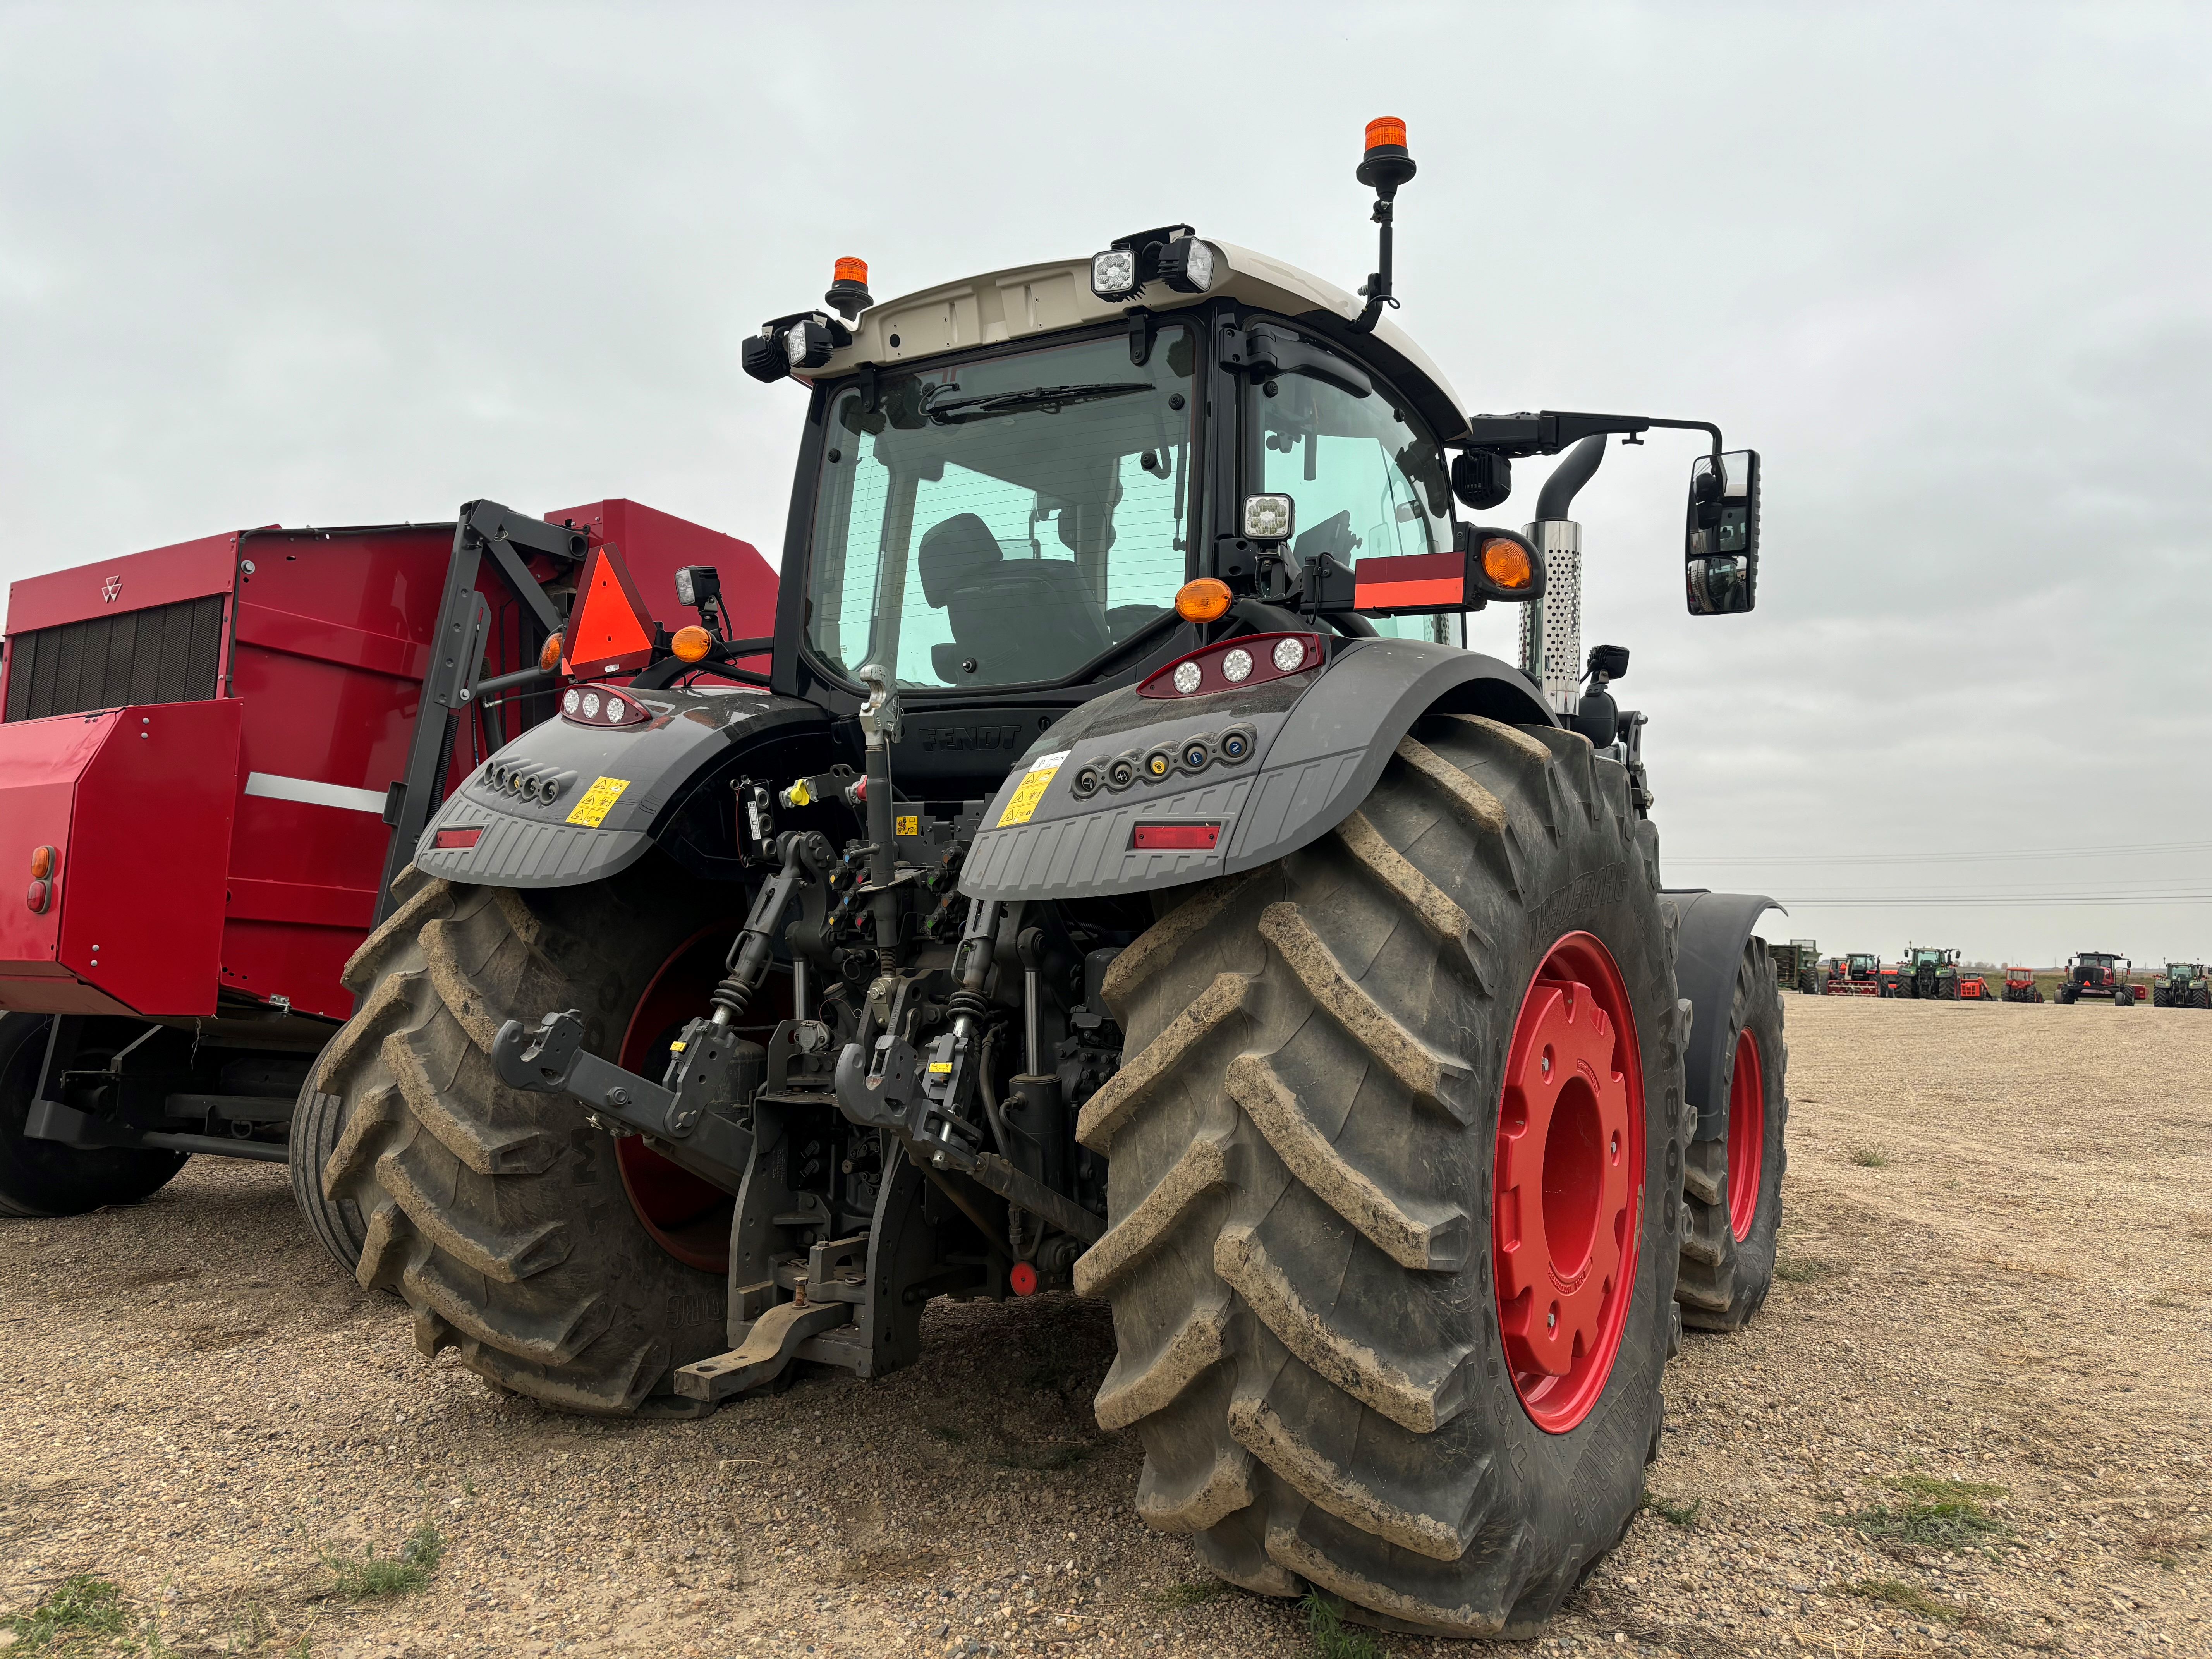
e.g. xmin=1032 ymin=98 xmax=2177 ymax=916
xmin=1088 ymin=224 xmax=1217 ymax=302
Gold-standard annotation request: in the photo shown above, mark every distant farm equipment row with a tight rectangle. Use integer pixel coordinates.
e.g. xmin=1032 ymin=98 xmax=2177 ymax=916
xmin=1775 ymin=946 xmax=2184 ymax=1005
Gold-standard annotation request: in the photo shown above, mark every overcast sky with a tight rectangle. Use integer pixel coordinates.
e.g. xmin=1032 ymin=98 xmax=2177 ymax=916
xmin=5 ymin=2 xmax=2209 ymax=965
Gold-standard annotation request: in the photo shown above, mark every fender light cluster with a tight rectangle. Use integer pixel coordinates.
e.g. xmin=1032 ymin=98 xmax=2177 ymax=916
xmin=561 ymin=687 xmax=649 ymax=728
xmin=1138 ymin=632 xmax=1323 ymax=700
xmin=26 ymin=844 xmax=58 ymax=914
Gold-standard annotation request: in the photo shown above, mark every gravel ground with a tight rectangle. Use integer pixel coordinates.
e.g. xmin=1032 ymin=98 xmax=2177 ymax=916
xmin=3 ymin=996 xmax=2208 ymax=1657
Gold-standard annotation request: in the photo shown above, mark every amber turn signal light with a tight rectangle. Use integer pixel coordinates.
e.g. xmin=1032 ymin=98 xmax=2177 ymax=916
xmin=1480 ymin=536 xmax=1534 ymax=591
xmin=29 ymin=845 xmax=55 ymax=880
xmin=1174 ymin=578 xmax=1234 ymax=623
xmin=671 ymin=625 xmax=713 ymax=663
xmin=538 ymin=632 xmax=565 ymax=672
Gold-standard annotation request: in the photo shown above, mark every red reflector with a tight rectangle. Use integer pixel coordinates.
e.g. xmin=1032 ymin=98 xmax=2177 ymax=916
xmin=433 ymin=827 xmax=484 ymax=850
xmin=1008 ymin=1261 xmax=1039 ymax=1297
xmin=26 ymin=879 xmax=50 ymax=914
xmin=1353 ymin=551 xmax=1467 ymax=615
xmin=1132 ymin=823 xmax=1221 ymax=852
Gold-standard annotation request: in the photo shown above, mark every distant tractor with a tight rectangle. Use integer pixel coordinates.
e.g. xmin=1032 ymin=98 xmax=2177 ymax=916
xmin=1824 ymin=951 xmax=1885 ymax=996
xmin=2002 ymin=967 xmax=2044 ymax=1003
xmin=1771 ymin=939 xmax=1824 ymax=994
xmin=2151 ymin=962 xmax=2210 ymax=1008
xmin=1955 ymin=972 xmax=1994 ymax=1000
xmin=1894 ymin=945 xmax=1965 ymax=1001
xmin=2056 ymin=952 xmax=2136 ymax=1006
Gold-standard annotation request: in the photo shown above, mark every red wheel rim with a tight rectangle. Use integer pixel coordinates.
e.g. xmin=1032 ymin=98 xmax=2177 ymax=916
xmin=1492 ymin=931 xmax=1646 ymax=1435
xmin=613 ymin=922 xmax=756 ymax=1275
xmin=1724 ymin=1027 xmax=1764 ymax=1243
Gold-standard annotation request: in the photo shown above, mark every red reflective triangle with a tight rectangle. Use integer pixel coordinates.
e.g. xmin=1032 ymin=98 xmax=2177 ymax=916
xmin=563 ymin=545 xmax=656 ymax=673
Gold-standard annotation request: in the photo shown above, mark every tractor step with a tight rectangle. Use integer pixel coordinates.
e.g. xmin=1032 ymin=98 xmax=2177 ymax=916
xmin=673 ymin=1300 xmax=853 ymax=1403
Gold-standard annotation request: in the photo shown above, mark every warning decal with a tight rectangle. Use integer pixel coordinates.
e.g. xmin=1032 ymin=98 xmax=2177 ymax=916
xmin=993 ymin=751 xmax=1068 ymax=828
xmin=566 ymin=776 xmax=631 ymax=827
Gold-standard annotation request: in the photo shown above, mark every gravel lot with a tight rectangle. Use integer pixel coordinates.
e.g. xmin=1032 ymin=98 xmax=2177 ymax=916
xmin=3 ymin=996 xmax=2208 ymax=1657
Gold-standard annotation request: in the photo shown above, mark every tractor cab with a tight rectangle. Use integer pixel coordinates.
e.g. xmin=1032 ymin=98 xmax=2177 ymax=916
xmin=2059 ymin=951 xmax=2136 ymax=1005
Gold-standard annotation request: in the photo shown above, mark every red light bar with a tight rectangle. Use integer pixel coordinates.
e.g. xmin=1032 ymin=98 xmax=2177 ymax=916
xmin=1132 ymin=823 xmax=1221 ymax=851
xmin=432 ymin=827 xmax=484 ymax=850
xmin=1353 ymin=551 xmax=1465 ymax=615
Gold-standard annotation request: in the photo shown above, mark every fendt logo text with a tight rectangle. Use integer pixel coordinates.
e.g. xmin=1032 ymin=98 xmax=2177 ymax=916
xmin=101 ymin=575 xmax=122 ymax=603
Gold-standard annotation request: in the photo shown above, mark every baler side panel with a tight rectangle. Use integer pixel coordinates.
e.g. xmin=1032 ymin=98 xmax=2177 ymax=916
xmin=54 ymin=701 xmax=242 ymax=1017
xmin=218 ymin=529 xmax=455 ymax=1020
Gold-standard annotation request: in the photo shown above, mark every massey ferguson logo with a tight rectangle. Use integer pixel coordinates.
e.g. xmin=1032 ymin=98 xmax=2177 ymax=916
xmin=101 ymin=575 xmax=122 ymax=603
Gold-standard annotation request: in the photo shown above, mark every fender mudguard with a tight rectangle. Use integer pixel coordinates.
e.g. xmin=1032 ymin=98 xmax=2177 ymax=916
xmin=413 ymin=687 xmax=830 ymax=888
xmin=959 ymin=637 xmax=1552 ymax=902
xmin=1660 ymin=888 xmax=1783 ymax=1141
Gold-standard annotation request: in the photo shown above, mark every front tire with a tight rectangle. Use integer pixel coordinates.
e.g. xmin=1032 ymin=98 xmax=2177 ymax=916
xmin=1077 ymin=714 xmax=1687 ymax=1636
xmin=0 ymin=1013 xmax=188 ymax=1219
xmin=1676 ymin=939 xmax=1787 ymax=1331
xmin=308 ymin=862 xmax=739 ymax=1413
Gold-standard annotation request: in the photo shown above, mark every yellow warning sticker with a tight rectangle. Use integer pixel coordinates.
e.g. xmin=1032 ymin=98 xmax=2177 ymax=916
xmin=567 ymin=776 xmax=630 ymax=827
xmin=928 ymin=1060 xmax=953 ymax=1074
xmin=994 ymin=751 xmax=1068 ymax=828
xmin=895 ymin=814 xmax=920 ymax=836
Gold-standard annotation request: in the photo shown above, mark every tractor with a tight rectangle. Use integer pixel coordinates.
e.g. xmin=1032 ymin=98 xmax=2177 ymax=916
xmin=1771 ymin=938 xmax=1822 ymax=995
xmin=2151 ymin=962 xmax=2209 ymax=1008
xmin=1893 ymin=945 xmax=1966 ymax=1000
xmin=297 ymin=121 xmax=1786 ymax=1636
xmin=2057 ymin=951 xmax=2136 ymax=1005
xmin=2001 ymin=966 xmax=2044 ymax=1003
xmin=1823 ymin=951 xmax=1884 ymax=996
xmin=0 ymin=501 xmax=774 ymax=1220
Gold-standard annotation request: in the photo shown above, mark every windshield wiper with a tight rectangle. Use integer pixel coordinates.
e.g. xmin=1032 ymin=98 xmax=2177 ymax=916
xmin=924 ymin=382 xmax=1153 ymax=424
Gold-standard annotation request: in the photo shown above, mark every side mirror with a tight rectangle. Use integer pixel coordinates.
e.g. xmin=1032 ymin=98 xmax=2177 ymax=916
xmin=1685 ymin=448 xmax=1759 ymax=615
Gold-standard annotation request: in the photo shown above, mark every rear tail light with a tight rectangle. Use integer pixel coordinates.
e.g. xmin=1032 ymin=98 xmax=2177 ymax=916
xmin=26 ymin=879 xmax=51 ymax=914
xmin=1139 ymin=632 xmax=1322 ymax=700
xmin=1131 ymin=823 xmax=1221 ymax=851
xmin=560 ymin=688 xmax=650 ymax=728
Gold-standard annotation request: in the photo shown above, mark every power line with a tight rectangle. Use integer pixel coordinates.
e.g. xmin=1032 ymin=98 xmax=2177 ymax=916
xmin=1776 ymin=893 xmax=2212 ymax=907
xmin=1669 ymin=838 xmax=2212 ymax=867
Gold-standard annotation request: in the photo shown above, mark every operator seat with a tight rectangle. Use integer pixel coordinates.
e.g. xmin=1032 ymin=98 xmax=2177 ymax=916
xmin=919 ymin=512 xmax=1112 ymax=684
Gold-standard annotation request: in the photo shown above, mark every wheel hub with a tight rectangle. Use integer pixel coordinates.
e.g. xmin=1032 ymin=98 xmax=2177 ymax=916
xmin=1724 ymin=1027 xmax=1764 ymax=1242
xmin=1493 ymin=932 xmax=1645 ymax=1433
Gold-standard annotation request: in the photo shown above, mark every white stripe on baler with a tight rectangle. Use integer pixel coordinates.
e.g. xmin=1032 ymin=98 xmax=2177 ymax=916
xmin=243 ymin=771 xmax=389 ymax=814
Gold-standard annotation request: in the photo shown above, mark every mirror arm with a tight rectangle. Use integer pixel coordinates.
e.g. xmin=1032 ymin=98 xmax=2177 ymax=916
xmin=1462 ymin=411 xmax=1724 ymax=460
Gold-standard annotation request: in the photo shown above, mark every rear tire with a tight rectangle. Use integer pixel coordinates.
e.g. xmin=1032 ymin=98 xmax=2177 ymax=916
xmin=1676 ymin=940 xmax=1787 ymax=1332
xmin=2192 ymin=987 xmax=2210 ymax=1010
xmin=2153 ymin=987 xmax=2172 ymax=1008
xmin=1078 ymin=714 xmax=1687 ymax=1636
xmin=310 ymin=860 xmax=740 ymax=1413
xmin=0 ymin=1013 xmax=189 ymax=1219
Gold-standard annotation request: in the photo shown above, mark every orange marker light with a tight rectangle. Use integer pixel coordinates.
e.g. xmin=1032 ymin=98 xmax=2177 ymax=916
xmin=1364 ymin=116 xmax=1407 ymax=153
xmin=539 ymin=632 xmax=565 ymax=672
xmin=1174 ymin=578 xmax=1234 ymax=623
xmin=29 ymin=845 xmax=55 ymax=880
xmin=671 ymin=625 xmax=713 ymax=663
xmin=1480 ymin=537 xmax=1534 ymax=590
xmin=833 ymin=256 xmax=869 ymax=287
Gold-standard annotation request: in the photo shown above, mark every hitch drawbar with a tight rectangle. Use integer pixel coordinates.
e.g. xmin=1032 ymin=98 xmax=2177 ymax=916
xmin=490 ymin=1009 xmax=754 ymax=1185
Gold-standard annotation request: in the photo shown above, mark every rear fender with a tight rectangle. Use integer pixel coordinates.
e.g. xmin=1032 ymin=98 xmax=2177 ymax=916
xmin=414 ymin=687 xmax=831 ymax=888
xmin=960 ymin=637 xmax=1552 ymax=902
xmin=1659 ymin=889 xmax=1783 ymax=1142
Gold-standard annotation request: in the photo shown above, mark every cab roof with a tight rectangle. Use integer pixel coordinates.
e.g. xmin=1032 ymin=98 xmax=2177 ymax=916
xmin=800 ymin=242 xmax=1472 ymax=444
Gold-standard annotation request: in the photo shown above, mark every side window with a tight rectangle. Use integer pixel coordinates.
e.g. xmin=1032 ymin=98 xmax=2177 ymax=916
xmin=1252 ymin=357 xmax=1453 ymax=571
